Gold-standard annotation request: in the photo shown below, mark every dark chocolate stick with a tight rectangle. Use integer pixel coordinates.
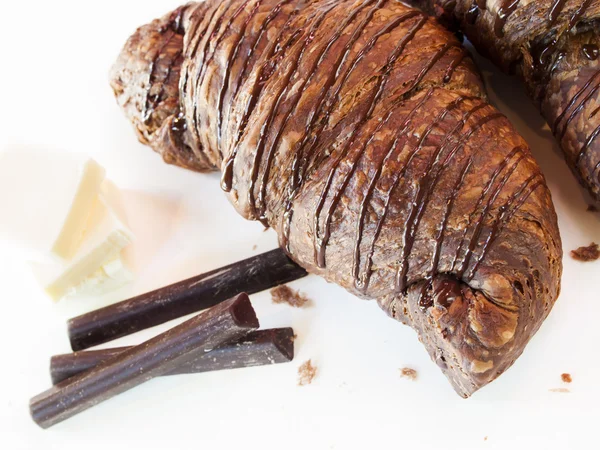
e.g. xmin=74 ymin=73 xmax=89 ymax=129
xmin=68 ymin=248 xmax=306 ymax=351
xmin=31 ymin=293 xmax=259 ymax=429
xmin=50 ymin=328 xmax=294 ymax=385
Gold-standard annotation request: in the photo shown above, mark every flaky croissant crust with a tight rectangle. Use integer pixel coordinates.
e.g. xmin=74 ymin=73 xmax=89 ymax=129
xmin=111 ymin=0 xmax=562 ymax=397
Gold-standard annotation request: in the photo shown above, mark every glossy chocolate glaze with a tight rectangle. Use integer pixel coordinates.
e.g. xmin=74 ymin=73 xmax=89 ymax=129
xmin=466 ymin=3 xmax=479 ymax=24
xmin=221 ymin=3 xmax=307 ymax=193
xmin=215 ymin=0 xmax=266 ymax=152
xmin=468 ymin=173 xmax=545 ymax=280
xmin=569 ymin=0 xmax=594 ymax=29
xmin=530 ymin=0 xmax=593 ymax=79
xmin=313 ymin=14 xmax=431 ymax=269
xmin=494 ymin=0 xmax=520 ymax=38
xmin=398 ymin=107 xmax=503 ymax=293
xmin=452 ymin=145 xmax=525 ymax=276
xmin=276 ymin=0 xmax=392 ymax=235
xmin=583 ymin=43 xmax=600 ymax=60
xmin=353 ymin=94 xmax=472 ymax=293
xmin=554 ymin=69 xmax=600 ymax=137
xmin=142 ymin=8 xmax=188 ymax=124
xmin=255 ymin=0 xmax=384 ymax=224
xmin=246 ymin=2 xmax=342 ymax=220
xmin=419 ymin=276 xmax=464 ymax=310
xmin=282 ymin=8 xmax=423 ymax=250
xmin=548 ymin=0 xmax=568 ymax=25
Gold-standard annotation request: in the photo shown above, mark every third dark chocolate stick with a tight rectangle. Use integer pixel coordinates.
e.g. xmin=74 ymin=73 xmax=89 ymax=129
xmin=51 ymin=328 xmax=294 ymax=385
xmin=68 ymin=248 xmax=307 ymax=350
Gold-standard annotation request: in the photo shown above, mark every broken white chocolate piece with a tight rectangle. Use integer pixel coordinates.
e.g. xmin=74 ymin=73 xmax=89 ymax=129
xmin=30 ymin=183 xmax=133 ymax=301
xmin=68 ymin=256 xmax=133 ymax=298
xmin=0 ymin=149 xmax=105 ymax=262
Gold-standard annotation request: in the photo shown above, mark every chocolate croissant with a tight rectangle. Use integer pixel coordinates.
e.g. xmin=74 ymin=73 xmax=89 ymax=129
xmin=111 ymin=0 xmax=562 ymax=397
xmin=406 ymin=0 xmax=600 ymax=203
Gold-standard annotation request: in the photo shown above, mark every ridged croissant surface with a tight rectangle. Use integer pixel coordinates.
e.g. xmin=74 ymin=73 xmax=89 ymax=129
xmin=111 ymin=0 xmax=562 ymax=397
xmin=407 ymin=0 xmax=600 ymax=204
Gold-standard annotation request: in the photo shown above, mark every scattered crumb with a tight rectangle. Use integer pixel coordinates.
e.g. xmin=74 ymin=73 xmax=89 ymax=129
xmin=271 ymin=285 xmax=311 ymax=308
xmin=293 ymin=333 xmax=298 ymax=341
xmin=549 ymin=388 xmax=570 ymax=393
xmin=484 ymin=437 xmax=488 ymax=442
xmin=570 ymin=243 xmax=600 ymax=262
xmin=298 ymin=360 xmax=317 ymax=386
xmin=399 ymin=367 xmax=418 ymax=381
xmin=252 ymin=245 xmax=258 ymax=251
xmin=561 ymin=373 xmax=572 ymax=383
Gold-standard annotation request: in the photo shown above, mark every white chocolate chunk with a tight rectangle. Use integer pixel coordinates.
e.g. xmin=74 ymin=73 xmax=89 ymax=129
xmin=30 ymin=182 xmax=134 ymax=301
xmin=0 ymin=149 xmax=105 ymax=262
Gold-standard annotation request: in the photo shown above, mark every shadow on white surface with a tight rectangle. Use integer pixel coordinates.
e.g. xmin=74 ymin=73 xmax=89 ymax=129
xmin=120 ymin=189 xmax=184 ymax=275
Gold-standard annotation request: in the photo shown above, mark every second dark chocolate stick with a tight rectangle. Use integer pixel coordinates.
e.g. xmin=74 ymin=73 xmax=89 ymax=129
xmin=68 ymin=248 xmax=307 ymax=350
xmin=51 ymin=328 xmax=294 ymax=385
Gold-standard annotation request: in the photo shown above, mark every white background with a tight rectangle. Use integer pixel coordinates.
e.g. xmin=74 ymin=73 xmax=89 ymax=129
xmin=0 ymin=1 xmax=599 ymax=449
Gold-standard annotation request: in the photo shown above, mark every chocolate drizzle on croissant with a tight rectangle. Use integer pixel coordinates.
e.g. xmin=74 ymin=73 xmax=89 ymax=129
xmin=111 ymin=0 xmax=562 ymax=397
xmin=406 ymin=0 xmax=600 ymax=204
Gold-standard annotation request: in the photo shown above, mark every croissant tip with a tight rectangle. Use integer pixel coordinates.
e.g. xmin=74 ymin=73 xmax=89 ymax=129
xmin=398 ymin=274 xmax=553 ymax=398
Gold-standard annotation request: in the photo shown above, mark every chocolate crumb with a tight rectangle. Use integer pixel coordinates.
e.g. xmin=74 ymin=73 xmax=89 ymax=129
xmin=588 ymin=204 xmax=599 ymax=212
xmin=561 ymin=373 xmax=572 ymax=383
xmin=271 ymin=285 xmax=311 ymax=308
xmin=298 ymin=360 xmax=317 ymax=386
xmin=549 ymin=388 xmax=570 ymax=393
xmin=399 ymin=368 xmax=418 ymax=381
xmin=570 ymin=243 xmax=600 ymax=262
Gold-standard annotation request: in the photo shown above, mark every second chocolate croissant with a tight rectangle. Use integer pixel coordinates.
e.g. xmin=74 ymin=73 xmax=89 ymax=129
xmin=111 ymin=0 xmax=562 ymax=397
xmin=407 ymin=0 xmax=600 ymax=204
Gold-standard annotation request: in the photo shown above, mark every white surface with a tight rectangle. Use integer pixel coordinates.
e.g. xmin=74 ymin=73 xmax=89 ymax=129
xmin=0 ymin=1 xmax=599 ymax=449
